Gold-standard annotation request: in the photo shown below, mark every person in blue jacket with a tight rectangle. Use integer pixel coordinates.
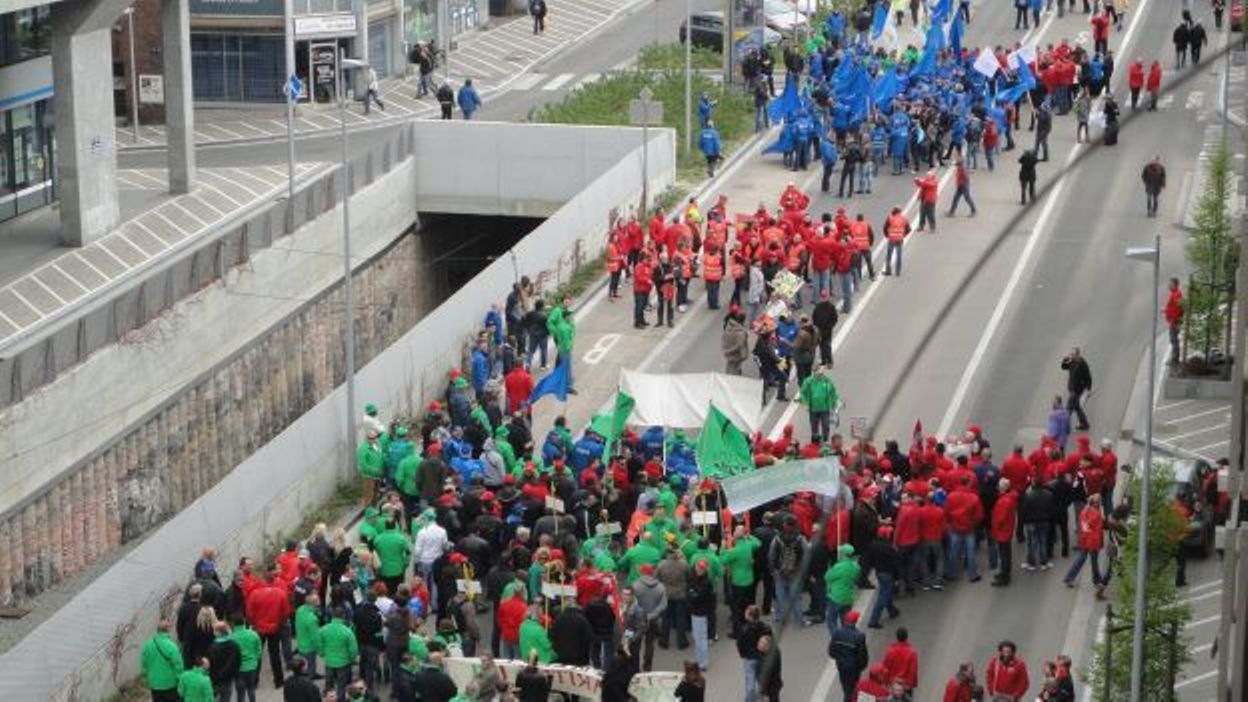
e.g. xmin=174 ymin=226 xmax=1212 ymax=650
xmin=457 ymin=78 xmax=481 ymax=119
xmin=570 ymin=430 xmax=605 ymax=475
xmin=819 ymin=133 xmax=840 ymax=193
xmin=470 ymin=339 xmax=491 ymax=400
xmin=697 ymin=93 xmax=715 ymax=128
xmin=699 ymin=121 xmax=722 ymax=177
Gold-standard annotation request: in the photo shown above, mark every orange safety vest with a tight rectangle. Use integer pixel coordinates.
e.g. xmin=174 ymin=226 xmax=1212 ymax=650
xmin=886 ymin=214 xmax=909 ymax=242
xmin=850 ymin=221 xmax=871 ymax=252
xmin=730 ymin=258 xmax=745 ymax=280
xmin=704 ymin=253 xmax=724 ymax=282
xmin=606 ymin=242 xmax=623 ymax=273
xmin=786 ymin=245 xmax=805 ymax=272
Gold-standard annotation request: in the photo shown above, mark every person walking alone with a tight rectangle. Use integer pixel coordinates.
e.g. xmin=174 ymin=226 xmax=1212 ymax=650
xmin=529 ymin=0 xmax=547 ymax=34
xmin=946 ymin=158 xmax=977 ymax=217
xmin=1061 ymin=347 xmax=1093 ymax=430
xmin=828 ymin=611 xmax=869 ymax=701
xmin=363 ymin=67 xmax=385 ymax=114
xmin=1141 ymin=155 xmax=1166 ymax=217
xmin=700 ymin=121 xmax=722 ymax=178
xmin=1018 ymin=149 xmax=1039 ymax=205
xmin=913 ymin=170 xmax=939 ymax=233
xmin=882 ymin=207 xmax=910 ymax=277
xmin=1064 ymin=494 xmax=1108 ymax=598
xmin=1165 ymin=278 xmax=1184 ymax=365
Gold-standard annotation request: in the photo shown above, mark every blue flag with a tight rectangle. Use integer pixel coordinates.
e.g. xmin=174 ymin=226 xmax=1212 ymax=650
xmin=948 ymin=12 xmax=965 ymax=56
xmin=932 ymin=0 xmax=952 ymax=24
xmin=872 ymin=69 xmax=901 ymax=108
xmin=848 ymin=65 xmax=872 ymax=123
xmin=530 ymin=356 xmax=571 ymax=404
xmin=913 ymin=43 xmax=938 ymax=77
xmin=870 ymin=2 xmax=888 ymax=39
xmin=924 ymin=22 xmax=946 ymax=53
xmin=996 ymin=59 xmax=1036 ymax=104
xmin=767 ymin=77 xmax=803 ymax=123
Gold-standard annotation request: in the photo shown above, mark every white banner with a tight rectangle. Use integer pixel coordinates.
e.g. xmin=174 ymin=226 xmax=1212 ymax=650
xmin=620 ymin=370 xmax=764 ymax=432
xmin=444 ymin=657 xmax=680 ymax=699
xmin=973 ymin=48 xmax=999 ymax=78
xmin=720 ymin=457 xmax=844 ymax=513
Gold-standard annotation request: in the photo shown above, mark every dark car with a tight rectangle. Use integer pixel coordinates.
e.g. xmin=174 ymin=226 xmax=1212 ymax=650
xmin=1171 ymin=458 xmax=1217 ymax=556
xmin=679 ymin=11 xmax=781 ymax=54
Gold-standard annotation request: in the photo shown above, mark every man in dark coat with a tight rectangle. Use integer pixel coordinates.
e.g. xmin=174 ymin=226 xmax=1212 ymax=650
xmin=1061 ymin=348 xmax=1093 ymax=430
xmin=550 ymin=602 xmax=594 ymax=666
xmin=1141 ymin=156 xmax=1166 ymax=217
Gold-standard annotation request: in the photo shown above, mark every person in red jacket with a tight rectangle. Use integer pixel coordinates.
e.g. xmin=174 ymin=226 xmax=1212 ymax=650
xmin=1146 ymin=60 xmax=1163 ymax=111
xmin=245 ymin=567 xmax=293 ymax=688
xmin=504 ymin=363 xmax=534 ymax=415
xmin=1127 ymin=58 xmax=1145 ymax=109
xmin=1164 ymin=277 xmax=1184 ymax=365
xmin=989 ymin=478 xmax=1019 ymax=588
xmin=632 ymin=254 xmax=654 ymax=329
xmin=943 ymin=661 xmax=977 ymax=702
xmin=916 ymin=495 xmax=946 ymax=591
xmin=984 ymin=640 xmax=1030 ymax=701
xmin=881 ymin=627 xmax=919 ymax=691
xmin=944 ymin=475 xmax=985 ymax=582
xmin=893 ymin=494 xmax=923 ymax=596
xmin=497 ymin=583 xmax=529 ymax=660
xmin=913 ymin=170 xmax=940 ymax=233
xmin=855 ymin=663 xmax=891 ymax=698
xmin=1090 ymin=10 xmax=1111 ymax=55
xmin=1064 ymin=494 xmax=1107 ymax=596
xmin=1001 ymin=445 xmax=1032 ymax=495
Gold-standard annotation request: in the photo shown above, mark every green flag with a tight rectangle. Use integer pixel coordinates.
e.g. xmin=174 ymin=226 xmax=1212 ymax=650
xmin=590 ymin=391 xmax=635 ymax=459
xmin=696 ymin=404 xmax=754 ymax=478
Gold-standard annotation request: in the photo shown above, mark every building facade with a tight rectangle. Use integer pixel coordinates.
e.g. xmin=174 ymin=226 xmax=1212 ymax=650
xmin=0 ymin=4 xmax=55 ymax=224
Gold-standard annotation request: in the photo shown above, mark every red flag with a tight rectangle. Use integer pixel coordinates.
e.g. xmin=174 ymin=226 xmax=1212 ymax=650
xmin=910 ymin=419 xmax=924 ymax=455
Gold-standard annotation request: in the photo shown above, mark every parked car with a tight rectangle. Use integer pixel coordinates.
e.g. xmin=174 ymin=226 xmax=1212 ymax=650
xmin=1171 ymin=458 xmax=1217 ymax=556
xmin=679 ymin=11 xmax=781 ymax=54
xmin=762 ymin=0 xmax=809 ymax=34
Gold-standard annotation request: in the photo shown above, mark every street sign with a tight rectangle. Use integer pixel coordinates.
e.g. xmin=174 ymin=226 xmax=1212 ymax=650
xmin=138 ymin=75 xmax=164 ymax=104
xmin=629 ymin=99 xmax=664 ymax=125
xmin=284 ymin=74 xmax=304 ymax=104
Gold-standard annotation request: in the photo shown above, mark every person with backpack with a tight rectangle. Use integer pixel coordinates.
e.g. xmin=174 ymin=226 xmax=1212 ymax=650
xmin=768 ymin=514 xmax=810 ymax=628
xmin=828 ymin=611 xmax=869 ymax=701
xmin=865 ymin=526 xmax=902 ymax=628
xmin=529 ymin=0 xmax=547 ymax=34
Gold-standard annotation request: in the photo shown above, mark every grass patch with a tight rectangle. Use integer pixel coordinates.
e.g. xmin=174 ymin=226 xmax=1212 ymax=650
xmin=638 ymin=42 xmax=723 ymax=71
xmin=105 ymin=678 xmax=149 ymax=702
xmin=554 ymin=253 xmax=605 ymax=304
xmin=531 ymin=46 xmax=754 ymax=186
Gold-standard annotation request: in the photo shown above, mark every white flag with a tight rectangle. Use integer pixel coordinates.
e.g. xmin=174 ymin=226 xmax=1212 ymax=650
xmin=973 ymin=47 xmax=999 ymax=78
xmin=1015 ymin=42 xmax=1038 ymax=66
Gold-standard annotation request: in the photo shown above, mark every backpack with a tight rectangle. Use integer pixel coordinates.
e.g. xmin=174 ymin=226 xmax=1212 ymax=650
xmin=775 ymin=536 xmax=801 ymax=575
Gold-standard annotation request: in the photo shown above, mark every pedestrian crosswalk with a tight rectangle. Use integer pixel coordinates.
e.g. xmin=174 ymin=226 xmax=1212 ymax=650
xmin=504 ymin=71 xmax=606 ymax=93
xmin=541 ymin=73 xmax=576 ymax=91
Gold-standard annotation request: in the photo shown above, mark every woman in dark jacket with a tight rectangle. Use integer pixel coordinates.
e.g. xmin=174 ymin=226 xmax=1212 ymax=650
xmin=675 ymin=660 xmax=706 ymax=701
xmin=601 ymin=646 xmax=637 ymax=702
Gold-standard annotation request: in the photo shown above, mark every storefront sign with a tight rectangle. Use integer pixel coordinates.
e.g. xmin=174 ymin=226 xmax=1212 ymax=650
xmin=443 ymin=657 xmax=680 ymax=699
xmin=190 ymin=0 xmax=283 ymax=16
xmin=295 ymin=13 xmax=358 ymax=37
xmin=311 ymin=44 xmax=337 ymax=89
xmin=138 ymin=75 xmax=164 ymax=104
xmin=720 ymin=456 xmax=842 ymax=513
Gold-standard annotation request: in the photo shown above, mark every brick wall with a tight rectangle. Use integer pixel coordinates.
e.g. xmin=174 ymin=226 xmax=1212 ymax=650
xmin=0 ymin=231 xmax=440 ymax=607
xmin=111 ymin=0 xmax=166 ymax=125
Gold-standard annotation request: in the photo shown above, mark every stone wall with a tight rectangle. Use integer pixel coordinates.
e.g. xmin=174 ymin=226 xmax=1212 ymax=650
xmin=0 ymin=231 xmax=439 ymax=607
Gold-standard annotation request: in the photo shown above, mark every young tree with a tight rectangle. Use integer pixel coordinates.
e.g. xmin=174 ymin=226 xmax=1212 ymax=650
xmin=1087 ymin=462 xmax=1193 ymax=701
xmin=1184 ymin=144 xmax=1237 ymax=364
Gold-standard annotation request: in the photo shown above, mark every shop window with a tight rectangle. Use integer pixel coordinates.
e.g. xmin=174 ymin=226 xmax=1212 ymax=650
xmin=368 ymin=22 xmax=388 ymax=78
xmin=0 ymin=6 xmax=52 ymax=67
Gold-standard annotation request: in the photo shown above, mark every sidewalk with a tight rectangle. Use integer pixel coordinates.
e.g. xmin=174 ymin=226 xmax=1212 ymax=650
xmin=119 ymin=0 xmax=641 ymax=151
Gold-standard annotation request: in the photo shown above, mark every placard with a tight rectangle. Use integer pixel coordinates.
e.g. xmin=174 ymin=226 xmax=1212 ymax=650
xmin=691 ymin=511 xmax=718 ymax=526
xmin=545 ymin=496 xmax=565 ymax=513
xmin=541 ymin=582 xmax=578 ymax=599
xmin=595 ymin=521 xmax=623 ymax=536
xmin=138 ymin=75 xmax=164 ymax=104
xmin=443 ymin=657 xmax=680 ymax=699
xmin=455 ymin=579 xmax=482 ymax=595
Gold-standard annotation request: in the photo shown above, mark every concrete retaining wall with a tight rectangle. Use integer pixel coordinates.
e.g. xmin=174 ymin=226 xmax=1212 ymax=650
xmin=0 ymin=123 xmax=675 ymax=701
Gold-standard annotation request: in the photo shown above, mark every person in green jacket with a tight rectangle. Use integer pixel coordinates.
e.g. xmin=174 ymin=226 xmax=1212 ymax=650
xmin=518 ymin=614 xmax=555 ymax=663
xmin=320 ymin=607 xmax=360 ymax=700
xmin=358 ymin=507 xmax=384 ymax=550
xmin=720 ymin=526 xmax=761 ymax=637
xmin=229 ymin=616 xmax=262 ymax=702
xmin=824 ymin=543 xmax=861 ymax=636
xmin=139 ymin=619 xmax=184 ymax=700
xmin=546 ymin=298 xmax=577 ymax=392
xmin=799 ymin=369 xmax=840 ymax=443
xmin=494 ymin=425 xmax=519 ymax=474
xmin=618 ymin=534 xmax=663 ymax=585
xmin=176 ymin=658 xmax=214 ymax=702
xmin=294 ymin=594 xmax=324 ymax=675
xmin=373 ymin=521 xmax=411 ymax=596
xmin=357 ymin=429 xmax=386 ymax=504
xmin=394 ymin=449 xmax=422 ymax=520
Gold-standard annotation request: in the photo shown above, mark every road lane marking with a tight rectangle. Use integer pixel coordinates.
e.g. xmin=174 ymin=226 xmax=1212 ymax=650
xmin=1175 ymin=669 xmax=1218 ymax=688
xmin=581 ymin=333 xmax=621 ymax=365
xmin=511 ymin=73 xmax=547 ymax=90
xmin=1186 ymin=614 xmax=1221 ymax=629
xmin=542 ymin=73 xmax=576 ymax=91
xmin=572 ymin=73 xmax=601 ymax=90
xmin=1180 ymin=589 xmax=1222 ymax=604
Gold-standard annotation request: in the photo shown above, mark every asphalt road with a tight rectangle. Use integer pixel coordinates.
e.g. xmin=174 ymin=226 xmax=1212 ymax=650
xmin=569 ymin=0 xmax=1235 ymax=699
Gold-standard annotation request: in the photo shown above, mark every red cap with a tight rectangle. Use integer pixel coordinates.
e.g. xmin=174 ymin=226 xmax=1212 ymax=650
xmin=449 ymin=552 xmax=468 ymax=566
xmin=645 ymin=463 xmax=661 ymax=478
xmin=639 ymin=564 xmax=655 ymax=576
xmin=844 ymin=611 xmax=860 ymax=625
xmin=503 ymin=474 xmax=516 ymax=485
xmin=427 ymin=401 xmax=443 ymax=412
xmin=449 ymin=367 xmax=462 ymax=379
xmin=480 ymin=491 xmax=496 ymax=502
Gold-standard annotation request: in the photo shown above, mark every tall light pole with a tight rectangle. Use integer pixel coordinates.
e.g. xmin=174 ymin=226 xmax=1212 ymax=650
xmin=338 ymin=51 xmax=368 ymax=474
xmin=284 ymin=0 xmax=297 ymax=219
xmin=684 ymin=0 xmax=692 ymax=153
xmin=126 ymin=7 xmax=140 ymax=144
xmin=1125 ymin=234 xmax=1161 ymax=702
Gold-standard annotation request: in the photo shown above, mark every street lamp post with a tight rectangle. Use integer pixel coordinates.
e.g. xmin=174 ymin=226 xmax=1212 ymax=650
xmin=337 ymin=52 xmax=368 ymax=474
xmin=284 ymin=0 xmax=297 ymax=219
xmin=126 ymin=7 xmax=139 ymax=144
xmin=1125 ymin=233 xmax=1161 ymax=702
xmin=684 ymin=0 xmax=692 ymax=154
